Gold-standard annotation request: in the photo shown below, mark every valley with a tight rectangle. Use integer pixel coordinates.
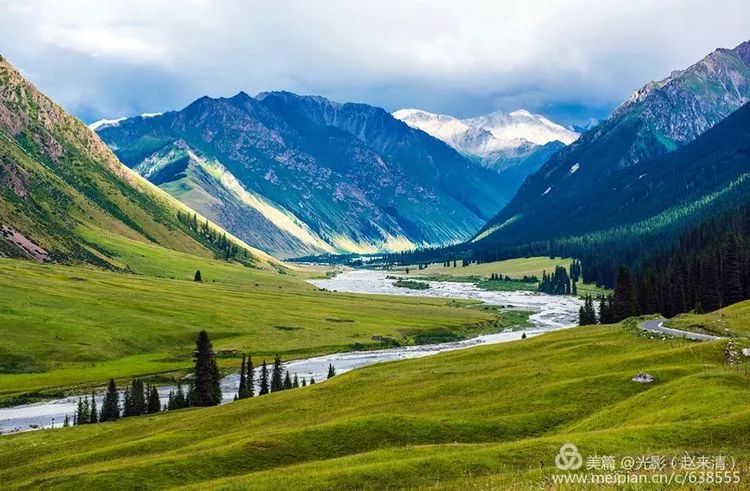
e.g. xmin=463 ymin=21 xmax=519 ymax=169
xmin=1 ymin=7 xmax=750 ymax=490
xmin=3 ymin=307 xmax=750 ymax=488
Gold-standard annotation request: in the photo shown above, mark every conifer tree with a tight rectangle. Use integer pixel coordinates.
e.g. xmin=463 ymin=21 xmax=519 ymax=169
xmin=191 ymin=330 xmax=222 ymax=406
xmin=194 ymin=270 xmax=202 ymax=282
xmin=147 ymin=385 xmax=161 ymax=414
xmin=612 ymin=266 xmax=638 ymax=322
xmin=293 ymin=374 xmax=299 ymax=388
xmin=259 ymin=360 xmax=270 ymax=395
xmin=301 ymin=377 xmax=307 ymax=387
xmin=237 ymin=354 xmax=248 ymax=399
xmin=270 ymin=354 xmax=283 ymax=392
xmin=124 ymin=379 xmax=146 ymax=417
xmin=63 ymin=414 xmax=70 ymax=427
xmin=723 ymin=234 xmax=744 ymax=306
xmin=327 ymin=364 xmax=336 ymax=379
xmin=310 ymin=377 xmax=315 ymax=385
xmin=75 ymin=397 xmax=88 ymax=425
xmin=173 ymin=381 xmax=187 ymax=409
xmin=283 ymin=371 xmax=293 ymax=390
xmin=89 ymin=391 xmax=98 ymax=424
xmin=100 ymin=378 xmax=120 ymax=422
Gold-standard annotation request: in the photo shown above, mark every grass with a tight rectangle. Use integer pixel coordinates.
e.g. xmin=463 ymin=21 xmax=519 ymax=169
xmin=397 ymin=256 xmax=572 ymax=278
xmin=2 ymin=315 xmax=748 ymax=489
xmin=666 ymin=301 xmax=750 ymax=338
xmin=393 ymin=256 xmax=612 ymax=298
xmin=0 ymin=242 xmax=505 ymax=403
xmin=392 ymin=279 xmax=430 ymax=290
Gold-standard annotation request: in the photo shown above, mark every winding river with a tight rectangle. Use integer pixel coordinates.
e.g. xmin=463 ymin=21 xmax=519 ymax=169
xmin=0 ymin=269 xmax=581 ymax=435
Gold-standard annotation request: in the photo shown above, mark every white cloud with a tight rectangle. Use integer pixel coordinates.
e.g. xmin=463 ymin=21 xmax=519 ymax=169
xmin=40 ymin=27 xmax=167 ymax=63
xmin=1 ymin=0 xmax=748 ymax=124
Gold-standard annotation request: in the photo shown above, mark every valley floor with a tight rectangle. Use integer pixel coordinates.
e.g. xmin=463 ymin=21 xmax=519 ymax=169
xmin=0 ymin=234 xmax=502 ymax=404
xmin=2 ymin=316 xmax=748 ymax=489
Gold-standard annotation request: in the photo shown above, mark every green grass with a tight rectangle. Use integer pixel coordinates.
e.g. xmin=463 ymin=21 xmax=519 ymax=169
xmin=0 ymin=249 xmax=502 ymax=403
xmin=666 ymin=301 xmax=750 ymax=338
xmin=393 ymin=256 xmax=611 ymax=298
xmin=398 ymin=256 xmax=573 ymax=278
xmin=392 ymin=279 xmax=430 ymax=290
xmin=2 ymin=316 xmax=748 ymax=489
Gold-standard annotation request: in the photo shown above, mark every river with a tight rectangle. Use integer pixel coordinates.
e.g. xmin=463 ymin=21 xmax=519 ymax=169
xmin=0 ymin=269 xmax=581 ymax=434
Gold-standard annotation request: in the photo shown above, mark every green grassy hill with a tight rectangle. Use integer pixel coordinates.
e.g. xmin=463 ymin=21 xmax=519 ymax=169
xmin=2 ymin=311 xmax=748 ymax=489
xmin=0 ymin=248 xmax=501 ymax=404
xmin=0 ymin=54 xmax=275 ymax=269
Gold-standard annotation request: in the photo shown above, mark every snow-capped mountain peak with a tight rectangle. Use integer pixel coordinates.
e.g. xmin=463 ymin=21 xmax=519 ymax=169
xmin=393 ymin=107 xmax=578 ymax=159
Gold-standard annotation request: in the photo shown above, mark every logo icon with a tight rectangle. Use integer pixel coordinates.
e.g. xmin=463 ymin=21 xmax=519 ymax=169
xmin=555 ymin=443 xmax=583 ymax=470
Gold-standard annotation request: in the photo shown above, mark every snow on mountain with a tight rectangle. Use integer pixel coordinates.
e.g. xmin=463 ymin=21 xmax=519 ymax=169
xmin=393 ymin=108 xmax=578 ymax=159
xmin=463 ymin=109 xmax=579 ymax=146
xmin=87 ymin=117 xmax=127 ymax=131
xmin=88 ymin=112 xmax=163 ymax=131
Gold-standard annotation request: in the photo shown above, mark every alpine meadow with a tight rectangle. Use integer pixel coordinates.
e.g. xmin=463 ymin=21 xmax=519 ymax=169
xmin=1 ymin=2 xmax=750 ymax=490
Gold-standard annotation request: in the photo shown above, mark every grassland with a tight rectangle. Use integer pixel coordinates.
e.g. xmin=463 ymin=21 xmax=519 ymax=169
xmin=397 ymin=256 xmax=572 ymax=278
xmin=393 ymin=256 xmax=611 ymax=298
xmin=666 ymin=301 xmax=750 ymax=338
xmin=0 ymin=230 xmax=511 ymax=404
xmin=1 ymin=314 xmax=747 ymax=489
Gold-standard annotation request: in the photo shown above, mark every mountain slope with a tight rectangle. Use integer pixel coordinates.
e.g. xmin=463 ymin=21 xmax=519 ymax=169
xmin=475 ymin=40 xmax=750 ymax=249
xmin=0 ymin=55 xmax=274 ymax=268
xmin=97 ymin=92 xmax=510 ymax=258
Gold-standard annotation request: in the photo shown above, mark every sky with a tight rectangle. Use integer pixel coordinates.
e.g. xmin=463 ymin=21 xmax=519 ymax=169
xmin=1 ymin=0 xmax=749 ymax=127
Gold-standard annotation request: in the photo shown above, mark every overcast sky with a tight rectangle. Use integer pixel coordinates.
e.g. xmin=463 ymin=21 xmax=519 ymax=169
xmin=1 ymin=0 xmax=748 ymax=126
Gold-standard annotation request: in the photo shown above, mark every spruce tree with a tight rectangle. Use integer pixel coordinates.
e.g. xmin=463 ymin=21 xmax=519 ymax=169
xmin=63 ymin=414 xmax=70 ymax=427
xmin=237 ymin=354 xmax=248 ymax=399
xmin=147 ymin=386 xmax=161 ymax=413
xmin=723 ymin=234 xmax=744 ymax=306
xmin=327 ymin=364 xmax=336 ymax=379
xmin=293 ymin=374 xmax=299 ymax=388
xmin=194 ymin=270 xmax=202 ymax=282
xmin=89 ymin=391 xmax=98 ymax=424
xmin=100 ymin=378 xmax=120 ymax=422
xmin=259 ymin=360 xmax=270 ymax=395
xmin=301 ymin=377 xmax=307 ymax=387
xmin=173 ymin=382 xmax=186 ymax=409
xmin=75 ymin=397 xmax=87 ymax=425
xmin=310 ymin=377 xmax=315 ymax=385
xmin=612 ymin=266 xmax=638 ymax=322
xmin=270 ymin=354 xmax=283 ymax=392
xmin=283 ymin=371 xmax=293 ymax=390
xmin=125 ymin=379 xmax=146 ymax=416
xmin=191 ymin=330 xmax=222 ymax=406
xmin=700 ymin=258 xmax=722 ymax=313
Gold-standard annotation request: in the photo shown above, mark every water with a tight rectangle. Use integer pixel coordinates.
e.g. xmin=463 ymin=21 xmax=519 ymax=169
xmin=0 ymin=269 xmax=581 ymax=435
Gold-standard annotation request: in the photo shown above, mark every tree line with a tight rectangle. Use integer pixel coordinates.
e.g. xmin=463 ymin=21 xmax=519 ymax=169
xmin=64 ymin=330 xmax=336 ymax=427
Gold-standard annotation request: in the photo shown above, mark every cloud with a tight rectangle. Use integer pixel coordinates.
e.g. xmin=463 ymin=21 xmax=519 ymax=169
xmin=39 ymin=27 xmax=167 ymax=63
xmin=1 ymin=0 xmax=748 ymax=125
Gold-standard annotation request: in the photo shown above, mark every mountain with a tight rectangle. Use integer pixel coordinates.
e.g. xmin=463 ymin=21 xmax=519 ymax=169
xmin=0 ymin=54 xmax=273 ymax=268
xmin=474 ymin=40 xmax=750 ymax=249
xmin=392 ymin=108 xmax=575 ymax=192
xmin=96 ymin=91 xmax=511 ymax=258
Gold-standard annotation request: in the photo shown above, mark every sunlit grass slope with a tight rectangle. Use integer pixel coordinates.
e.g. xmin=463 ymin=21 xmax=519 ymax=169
xmin=667 ymin=300 xmax=750 ymax=338
xmin=0 ymin=243 xmax=502 ymax=402
xmin=2 ymin=316 xmax=748 ymax=489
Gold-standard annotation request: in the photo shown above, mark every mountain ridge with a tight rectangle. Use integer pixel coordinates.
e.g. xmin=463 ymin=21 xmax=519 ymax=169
xmin=97 ymin=90 xmax=512 ymax=258
xmin=474 ymin=39 xmax=750 ymax=250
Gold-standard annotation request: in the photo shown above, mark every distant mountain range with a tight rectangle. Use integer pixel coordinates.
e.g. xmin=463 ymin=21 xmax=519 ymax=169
xmin=392 ymin=108 xmax=576 ymax=192
xmin=0 ymin=55 xmax=272 ymax=268
xmin=95 ymin=92 xmax=516 ymax=258
xmin=474 ymin=39 xmax=750 ymax=249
